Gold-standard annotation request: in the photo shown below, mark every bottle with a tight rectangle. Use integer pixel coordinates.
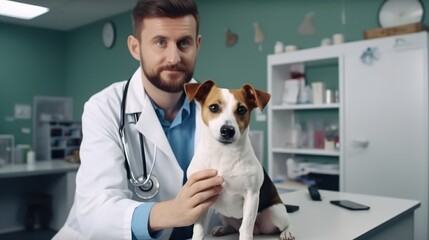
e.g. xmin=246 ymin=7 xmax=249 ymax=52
xmin=274 ymin=41 xmax=284 ymax=54
xmin=291 ymin=123 xmax=302 ymax=148
xmin=298 ymin=85 xmax=311 ymax=104
xmin=314 ymin=120 xmax=325 ymax=149
xmin=27 ymin=150 xmax=35 ymax=165
xmin=307 ymin=121 xmax=315 ymax=148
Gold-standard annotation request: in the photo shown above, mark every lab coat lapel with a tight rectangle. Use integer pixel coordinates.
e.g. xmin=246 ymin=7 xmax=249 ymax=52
xmin=125 ymin=71 xmax=203 ymax=172
xmin=125 ymin=67 xmax=177 ymax=166
xmin=136 ymin=97 xmax=176 ymax=163
xmin=125 ymin=67 xmax=144 ymax=113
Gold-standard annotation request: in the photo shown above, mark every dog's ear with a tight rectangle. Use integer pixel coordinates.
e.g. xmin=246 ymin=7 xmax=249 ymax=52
xmin=184 ymin=80 xmax=216 ymax=103
xmin=241 ymin=84 xmax=271 ymax=111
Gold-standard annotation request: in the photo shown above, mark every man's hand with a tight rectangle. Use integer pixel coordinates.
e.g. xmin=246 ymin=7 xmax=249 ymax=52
xmin=149 ymin=169 xmax=223 ymax=231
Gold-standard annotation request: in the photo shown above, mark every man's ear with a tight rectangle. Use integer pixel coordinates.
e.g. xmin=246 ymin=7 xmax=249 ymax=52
xmin=128 ymin=35 xmax=140 ymax=61
xmin=196 ymin=34 xmax=202 ymax=52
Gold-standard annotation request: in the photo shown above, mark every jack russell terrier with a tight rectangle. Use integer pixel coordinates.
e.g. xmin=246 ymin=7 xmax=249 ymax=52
xmin=184 ymin=80 xmax=295 ymax=240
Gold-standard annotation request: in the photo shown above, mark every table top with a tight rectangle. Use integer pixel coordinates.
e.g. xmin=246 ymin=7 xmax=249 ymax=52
xmin=0 ymin=160 xmax=79 ymax=178
xmin=204 ymin=189 xmax=420 ymax=240
xmin=0 ymin=162 xmax=420 ymax=239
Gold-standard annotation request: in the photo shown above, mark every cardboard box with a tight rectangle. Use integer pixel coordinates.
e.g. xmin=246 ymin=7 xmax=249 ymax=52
xmin=364 ymin=22 xmax=428 ymax=39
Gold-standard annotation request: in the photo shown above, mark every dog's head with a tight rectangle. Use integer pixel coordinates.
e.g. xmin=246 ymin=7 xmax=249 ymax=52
xmin=184 ymin=80 xmax=271 ymax=144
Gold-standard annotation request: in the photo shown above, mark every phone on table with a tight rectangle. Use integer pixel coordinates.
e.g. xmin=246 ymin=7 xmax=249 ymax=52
xmin=330 ymin=200 xmax=370 ymax=211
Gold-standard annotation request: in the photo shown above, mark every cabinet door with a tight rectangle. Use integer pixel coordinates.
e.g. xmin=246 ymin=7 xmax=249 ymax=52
xmin=343 ymin=36 xmax=428 ymax=201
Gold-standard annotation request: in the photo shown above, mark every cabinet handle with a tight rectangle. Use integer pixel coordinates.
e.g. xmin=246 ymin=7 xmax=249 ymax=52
xmin=394 ymin=38 xmax=406 ymax=47
xmin=393 ymin=37 xmax=420 ymax=50
xmin=352 ymin=139 xmax=369 ymax=148
xmin=360 ymin=47 xmax=378 ymax=65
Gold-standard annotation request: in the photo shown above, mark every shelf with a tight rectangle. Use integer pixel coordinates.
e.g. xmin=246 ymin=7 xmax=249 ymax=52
xmin=268 ymin=44 xmax=342 ymax=194
xmin=271 ymin=103 xmax=340 ymax=110
xmin=275 ymin=181 xmax=308 ymax=191
xmin=268 ymin=49 xmax=340 ymax=67
xmin=272 ymin=148 xmax=340 ymax=157
xmin=37 ymin=120 xmax=82 ymax=160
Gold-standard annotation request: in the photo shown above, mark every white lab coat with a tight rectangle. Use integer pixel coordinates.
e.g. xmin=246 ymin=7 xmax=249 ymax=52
xmin=53 ymin=67 xmax=208 ymax=239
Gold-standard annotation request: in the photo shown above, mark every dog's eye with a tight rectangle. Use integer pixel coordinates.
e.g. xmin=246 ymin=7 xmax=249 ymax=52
xmin=209 ymin=104 xmax=219 ymax=113
xmin=236 ymin=106 xmax=247 ymax=116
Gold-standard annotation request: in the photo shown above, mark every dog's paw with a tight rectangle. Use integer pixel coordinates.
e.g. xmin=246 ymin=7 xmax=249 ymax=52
xmin=280 ymin=228 xmax=295 ymax=240
xmin=191 ymin=232 xmax=205 ymax=240
xmin=211 ymin=225 xmax=237 ymax=236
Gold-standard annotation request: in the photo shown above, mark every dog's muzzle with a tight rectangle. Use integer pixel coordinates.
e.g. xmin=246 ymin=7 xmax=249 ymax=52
xmin=219 ymin=125 xmax=235 ymax=144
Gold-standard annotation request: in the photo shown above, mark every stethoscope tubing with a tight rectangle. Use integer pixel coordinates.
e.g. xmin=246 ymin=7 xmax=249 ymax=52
xmin=119 ymin=78 xmax=160 ymax=198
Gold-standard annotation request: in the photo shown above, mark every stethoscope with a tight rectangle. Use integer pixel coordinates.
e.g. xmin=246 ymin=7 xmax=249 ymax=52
xmin=118 ymin=78 xmax=160 ymax=200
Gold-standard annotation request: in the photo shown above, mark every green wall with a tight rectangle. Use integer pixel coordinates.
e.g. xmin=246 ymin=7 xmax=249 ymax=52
xmin=1 ymin=0 xmax=428 ymax=166
xmin=0 ymin=23 xmax=66 ymax=144
xmin=64 ymin=14 xmax=139 ymax=119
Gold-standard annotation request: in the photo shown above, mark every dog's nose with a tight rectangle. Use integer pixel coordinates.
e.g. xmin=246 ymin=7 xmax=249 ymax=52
xmin=220 ymin=125 xmax=235 ymax=139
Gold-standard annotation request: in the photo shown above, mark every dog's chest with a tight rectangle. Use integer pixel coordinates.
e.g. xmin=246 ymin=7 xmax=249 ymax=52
xmin=187 ymin=137 xmax=264 ymax=218
xmin=214 ymin=163 xmax=263 ymax=218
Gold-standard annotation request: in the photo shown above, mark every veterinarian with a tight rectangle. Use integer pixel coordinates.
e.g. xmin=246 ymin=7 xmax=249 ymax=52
xmin=53 ymin=0 xmax=224 ymax=239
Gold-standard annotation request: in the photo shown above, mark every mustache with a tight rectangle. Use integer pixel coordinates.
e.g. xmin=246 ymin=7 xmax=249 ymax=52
xmin=160 ymin=64 xmax=187 ymax=72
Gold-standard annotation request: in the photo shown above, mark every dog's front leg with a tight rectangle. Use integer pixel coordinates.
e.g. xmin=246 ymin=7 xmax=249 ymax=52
xmin=239 ymin=191 xmax=259 ymax=240
xmin=191 ymin=211 xmax=207 ymax=240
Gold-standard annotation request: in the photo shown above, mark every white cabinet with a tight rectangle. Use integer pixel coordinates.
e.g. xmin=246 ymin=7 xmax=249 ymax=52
xmin=343 ymin=32 xmax=428 ymax=240
xmin=33 ymin=96 xmax=74 ymax=160
xmin=267 ymin=48 xmax=343 ymax=191
xmin=38 ymin=121 xmax=82 ymax=160
xmin=267 ymin=32 xmax=429 ymax=240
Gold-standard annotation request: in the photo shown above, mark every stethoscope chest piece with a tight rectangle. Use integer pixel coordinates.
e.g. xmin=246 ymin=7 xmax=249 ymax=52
xmin=134 ymin=175 xmax=160 ymax=200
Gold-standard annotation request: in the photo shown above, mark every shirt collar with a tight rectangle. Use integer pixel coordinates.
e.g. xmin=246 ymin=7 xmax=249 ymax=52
xmin=151 ymin=96 xmax=192 ymax=124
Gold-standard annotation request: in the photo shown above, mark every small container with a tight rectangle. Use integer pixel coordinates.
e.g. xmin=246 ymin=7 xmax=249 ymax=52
xmin=334 ymin=90 xmax=340 ymax=103
xmin=325 ymin=89 xmax=334 ymax=104
xmin=333 ymin=33 xmax=344 ymax=44
xmin=274 ymin=41 xmax=284 ymax=54
xmin=290 ymin=123 xmax=302 ymax=148
xmin=314 ymin=120 xmax=325 ymax=149
xmin=298 ymin=85 xmax=311 ymax=104
xmin=321 ymin=38 xmax=332 ymax=46
xmin=26 ymin=150 xmax=35 ymax=165
xmin=306 ymin=121 xmax=315 ymax=148
xmin=311 ymin=82 xmax=325 ymax=104
xmin=285 ymin=45 xmax=297 ymax=52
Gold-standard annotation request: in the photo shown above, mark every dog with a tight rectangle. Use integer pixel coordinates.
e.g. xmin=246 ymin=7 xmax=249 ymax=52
xmin=184 ymin=80 xmax=295 ymax=240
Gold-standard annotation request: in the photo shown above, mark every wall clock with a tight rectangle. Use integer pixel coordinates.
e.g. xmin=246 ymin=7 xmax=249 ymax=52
xmin=378 ymin=0 xmax=424 ymax=28
xmin=102 ymin=21 xmax=116 ymax=49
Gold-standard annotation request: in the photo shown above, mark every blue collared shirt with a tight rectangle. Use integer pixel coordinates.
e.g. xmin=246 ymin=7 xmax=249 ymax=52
xmin=131 ymin=96 xmax=196 ymax=239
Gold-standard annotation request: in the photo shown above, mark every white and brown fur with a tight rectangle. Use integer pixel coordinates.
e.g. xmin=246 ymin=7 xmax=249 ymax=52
xmin=184 ymin=80 xmax=294 ymax=240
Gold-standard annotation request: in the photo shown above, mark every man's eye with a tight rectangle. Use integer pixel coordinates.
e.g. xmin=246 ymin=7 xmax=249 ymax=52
xmin=156 ymin=39 xmax=167 ymax=47
xmin=236 ymin=106 xmax=247 ymax=116
xmin=178 ymin=39 xmax=191 ymax=49
xmin=209 ymin=104 xmax=219 ymax=113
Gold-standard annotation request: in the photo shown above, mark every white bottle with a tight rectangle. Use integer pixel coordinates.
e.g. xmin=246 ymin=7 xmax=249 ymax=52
xmin=274 ymin=41 xmax=284 ymax=54
xmin=26 ymin=150 xmax=35 ymax=165
xmin=307 ymin=121 xmax=315 ymax=148
xmin=291 ymin=123 xmax=302 ymax=148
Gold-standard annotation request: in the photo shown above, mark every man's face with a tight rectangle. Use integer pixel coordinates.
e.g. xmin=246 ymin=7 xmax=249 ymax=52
xmin=137 ymin=15 xmax=200 ymax=93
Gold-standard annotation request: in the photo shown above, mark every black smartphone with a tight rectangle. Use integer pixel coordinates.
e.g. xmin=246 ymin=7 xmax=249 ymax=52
xmin=285 ymin=204 xmax=299 ymax=213
xmin=330 ymin=200 xmax=370 ymax=211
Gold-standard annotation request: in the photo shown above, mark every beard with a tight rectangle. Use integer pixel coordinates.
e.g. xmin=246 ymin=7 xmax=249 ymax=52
xmin=142 ymin=61 xmax=194 ymax=93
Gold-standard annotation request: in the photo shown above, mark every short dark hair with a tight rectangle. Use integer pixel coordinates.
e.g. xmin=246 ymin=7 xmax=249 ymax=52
xmin=132 ymin=0 xmax=200 ymax=38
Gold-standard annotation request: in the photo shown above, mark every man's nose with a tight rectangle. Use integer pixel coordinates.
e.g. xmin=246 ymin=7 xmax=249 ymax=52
xmin=166 ymin=45 xmax=181 ymax=65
